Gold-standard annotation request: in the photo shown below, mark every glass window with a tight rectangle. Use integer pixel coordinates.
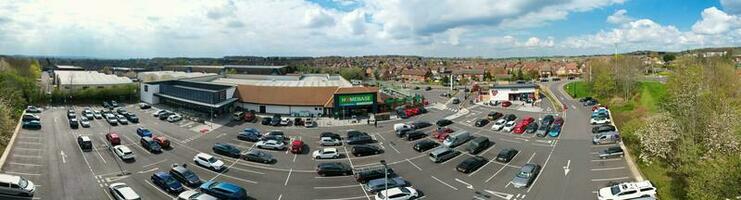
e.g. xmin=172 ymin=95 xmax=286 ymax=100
xmin=144 ymin=85 xmax=148 ymax=92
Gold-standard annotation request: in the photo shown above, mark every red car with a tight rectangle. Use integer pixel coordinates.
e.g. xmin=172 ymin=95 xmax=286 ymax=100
xmin=522 ymin=116 xmax=534 ymax=124
xmin=501 ymin=101 xmax=512 ymax=107
xmin=592 ymin=105 xmax=609 ymax=111
xmin=243 ymin=112 xmax=256 ymax=122
xmin=153 ymin=136 xmax=171 ymax=149
xmin=432 ymin=128 xmax=454 ymax=141
xmin=513 ymin=124 xmax=527 ymax=134
xmin=105 ymin=132 xmax=121 ymax=146
xmin=290 ymin=140 xmax=304 ymax=154
xmin=553 ymin=117 xmax=564 ymax=126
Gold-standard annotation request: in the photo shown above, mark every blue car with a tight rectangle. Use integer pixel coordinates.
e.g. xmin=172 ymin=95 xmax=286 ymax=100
xmin=365 ymin=177 xmax=409 ymax=193
xmin=237 ymin=129 xmax=261 ymax=142
xmin=136 ymin=127 xmax=152 ymax=137
xmin=151 ymin=171 xmax=184 ymax=194
xmin=200 ymin=181 xmax=248 ymax=200
xmin=548 ymin=126 xmax=562 ymax=137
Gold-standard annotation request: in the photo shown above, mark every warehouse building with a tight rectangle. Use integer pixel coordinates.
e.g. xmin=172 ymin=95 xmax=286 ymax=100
xmin=163 ymin=65 xmax=288 ymax=75
xmin=140 ymin=80 xmax=237 ymax=115
xmin=53 ymin=70 xmax=134 ymax=92
xmin=488 ymin=83 xmax=539 ymax=102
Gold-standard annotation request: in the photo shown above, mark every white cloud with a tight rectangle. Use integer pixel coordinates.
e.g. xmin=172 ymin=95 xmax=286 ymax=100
xmin=304 ymin=8 xmax=336 ymax=28
xmin=523 ymin=37 xmax=555 ymax=48
xmin=607 ymin=9 xmax=634 ymax=24
xmin=692 ymin=7 xmax=740 ymax=35
xmin=721 ymin=0 xmax=741 ymax=15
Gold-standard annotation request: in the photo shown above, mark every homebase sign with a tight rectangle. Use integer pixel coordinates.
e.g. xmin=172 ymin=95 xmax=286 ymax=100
xmin=338 ymin=93 xmax=374 ymax=107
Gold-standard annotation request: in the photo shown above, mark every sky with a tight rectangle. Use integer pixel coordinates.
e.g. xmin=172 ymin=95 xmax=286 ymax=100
xmin=1 ymin=0 xmax=740 ymax=59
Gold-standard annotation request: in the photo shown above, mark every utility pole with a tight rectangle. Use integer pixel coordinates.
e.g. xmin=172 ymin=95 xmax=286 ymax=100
xmin=380 ymin=160 xmax=388 ymax=200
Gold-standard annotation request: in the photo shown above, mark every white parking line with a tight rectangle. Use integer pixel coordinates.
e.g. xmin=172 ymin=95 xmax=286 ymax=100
xmin=431 ymin=176 xmax=458 ymax=190
xmin=590 ymin=158 xmax=623 ymax=162
xmin=229 ymin=166 xmax=266 ymax=174
xmin=312 ymin=196 xmax=368 ymax=200
xmin=485 ymin=164 xmax=508 ymax=183
xmin=343 ymin=147 xmax=355 ymax=169
xmin=4 ymin=171 xmax=40 ymax=176
xmin=591 ymin=167 xmax=626 ymax=171
xmin=14 ymin=147 xmax=41 ymax=151
xmin=142 ymin=159 xmax=168 ymax=168
xmin=8 ymin=162 xmax=42 ymax=167
xmin=284 ymin=168 xmax=292 ymax=186
xmin=313 ymin=184 xmax=361 ymax=189
xmin=528 ymin=139 xmax=559 ymax=193
xmin=388 ymin=144 xmax=401 ymax=154
xmin=13 ymin=154 xmax=41 ymax=159
xmin=144 ymin=180 xmax=175 ymax=198
xmin=591 ymin=176 xmax=630 ymax=182
xmin=526 ymin=152 xmax=536 ymax=163
xmin=406 ymin=159 xmax=422 ymax=171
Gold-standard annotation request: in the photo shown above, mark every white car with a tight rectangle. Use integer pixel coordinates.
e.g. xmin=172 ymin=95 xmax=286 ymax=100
xmin=598 ymin=181 xmax=656 ymax=200
xmin=93 ymin=111 xmax=103 ymax=119
xmin=280 ymin=118 xmax=291 ymax=126
xmin=491 ymin=119 xmax=507 ymax=130
xmin=312 ymin=148 xmax=340 ymax=159
xmin=113 ymin=145 xmax=135 ymax=161
xmin=80 ymin=118 xmax=91 ymax=128
xmin=320 ymin=137 xmax=342 ymax=146
xmin=0 ymin=174 xmax=35 ymax=197
xmin=153 ymin=109 xmax=167 ymax=117
xmin=393 ymin=123 xmax=412 ymax=131
xmin=375 ymin=186 xmax=419 ymax=200
xmin=501 ymin=121 xmax=517 ymax=132
xmin=304 ymin=118 xmax=315 ymax=128
xmin=109 ymin=182 xmax=140 ymax=200
xmin=256 ymin=140 xmax=287 ymax=150
xmin=116 ymin=115 xmax=128 ymax=124
xmin=177 ymin=190 xmax=218 ymax=200
xmin=591 ymin=117 xmax=611 ymax=125
xmin=193 ymin=153 xmax=225 ymax=171
xmin=167 ymin=114 xmax=182 ymax=122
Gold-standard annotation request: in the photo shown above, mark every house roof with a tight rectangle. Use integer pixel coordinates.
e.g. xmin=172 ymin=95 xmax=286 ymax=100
xmin=236 ymin=85 xmax=338 ymax=106
xmin=335 ymin=87 xmax=379 ymax=94
xmin=401 ymin=69 xmax=428 ymax=76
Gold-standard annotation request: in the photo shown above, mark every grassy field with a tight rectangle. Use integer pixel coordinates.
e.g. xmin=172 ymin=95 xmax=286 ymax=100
xmin=563 ymin=81 xmax=679 ymax=199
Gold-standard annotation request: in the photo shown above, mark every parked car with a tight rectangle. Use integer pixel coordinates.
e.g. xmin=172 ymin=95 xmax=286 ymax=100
xmin=77 ymin=136 xmax=93 ymax=152
xmin=599 ymin=147 xmax=625 ymax=159
xmin=552 ymin=116 xmax=564 ymax=127
xmin=403 ymin=130 xmax=426 ymax=141
xmin=320 ymin=137 xmax=342 ymax=146
xmin=592 ymin=125 xmax=616 ymax=133
xmin=126 ymin=114 xmax=139 ymax=123
xmin=212 ymin=143 xmax=242 ymax=158
xmin=584 ymin=99 xmax=598 ymax=106
xmin=177 ymin=190 xmax=218 ymax=200
xmin=304 ymin=118 xmax=316 ymax=127
xmin=256 ymin=140 xmax=287 ymax=150
xmin=351 ymin=145 xmax=382 ymax=156
xmin=593 ymin=132 xmax=620 ymax=145
xmin=346 ymin=130 xmax=368 ymax=138
xmin=511 ymin=163 xmax=541 ymax=188
xmin=113 ymin=145 xmax=135 ymax=161
xmin=106 ymin=132 xmax=121 ymax=145
xmin=428 ymin=147 xmax=460 ymax=163
xmin=466 ymin=137 xmax=492 ymax=154
xmin=451 ymin=98 xmax=460 ymax=104
xmin=199 ymin=181 xmax=248 ymax=200
xmin=136 ymin=128 xmax=153 ymax=137
xmin=313 ymin=148 xmax=340 ymax=159
xmin=375 ymin=187 xmax=419 ymax=200
xmin=93 ymin=111 xmax=103 ymax=119
xmin=591 ymin=116 xmax=611 ymax=125
xmin=22 ymin=120 xmax=41 ymax=129
xmin=153 ymin=109 xmax=167 ymax=117
xmin=347 ymin=135 xmax=374 ymax=145
xmin=140 ymin=137 xmax=162 ymax=153
xmin=159 ymin=111 xmax=174 ymax=120
xmin=316 ymin=162 xmax=352 ymax=176
xmin=0 ymin=173 xmax=36 ymax=197
xmin=579 ymin=97 xmax=594 ymax=102
xmin=108 ymin=182 xmax=140 ymax=200
xmin=167 ymin=114 xmax=182 ymax=122
xmin=153 ymin=136 xmax=171 ymax=149
xmin=151 ymin=171 xmax=184 ymax=194
xmin=260 ymin=117 xmax=272 ymax=125
xmin=410 ymin=121 xmax=432 ymax=129
xmin=432 ymin=127 xmax=454 ymax=141
xmin=270 ymin=115 xmax=281 ymax=126
xmin=83 ymin=110 xmax=94 ymax=120
xmin=170 ymin=164 xmax=202 ymax=187
xmin=243 ymin=150 xmax=275 ymax=164
xmin=395 ymin=127 xmax=413 ymax=138
xmin=413 ymin=139 xmax=440 ymax=152
xmin=25 ymin=106 xmax=42 ymax=113
xmin=237 ymin=130 xmax=261 ymax=142
xmin=535 ymin=124 xmax=549 ymax=137
xmin=69 ymin=118 xmax=79 ymax=129
xmin=80 ymin=118 xmax=91 ymax=128
xmin=474 ymin=119 xmax=490 ymax=127
xmin=116 ymin=115 xmax=129 ymax=125
xmin=502 ymin=121 xmax=517 ymax=132
xmin=321 ymin=132 xmax=342 ymax=140
xmin=138 ymin=103 xmax=151 ymax=109
xmin=503 ymin=114 xmax=517 ymax=122
xmin=365 ymin=177 xmax=409 ymax=193
xmin=193 ymin=153 xmax=225 ymax=171
xmin=436 ymin=119 xmax=453 ymax=127
xmin=598 ymin=181 xmax=656 ymax=200
xmin=501 ymin=101 xmax=512 ymax=107
xmin=106 ymin=114 xmax=119 ymax=126
xmin=525 ymin=122 xmax=538 ymax=134
xmin=280 ymin=118 xmax=291 ymax=126
xmin=548 ymin=126 xmax=562 ymax=137
xmin=354 ymin=166 xmax=395 ymax=183
xmin=496 ymin=148 xmax=518 ymax=163
xmin=22 ymin=114 xmax=40 ymax=122
xmin=456 ymin=156 xmax=487 ymax=173
xmin=491 ymin=119 xmax=507 ymax=131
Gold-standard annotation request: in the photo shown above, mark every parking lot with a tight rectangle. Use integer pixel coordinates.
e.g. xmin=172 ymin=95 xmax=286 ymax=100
xmin=0 ymin=81 xmax=639 ymax=200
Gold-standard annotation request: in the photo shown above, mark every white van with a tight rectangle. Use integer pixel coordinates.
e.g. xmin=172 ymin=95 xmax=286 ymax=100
xmin=0 ymin=173 xmax=35 ymax=197
xmin=593 ymin=132 xmax=620 ymax=145
xmin=393 ymin=123 xmax=412 ymax=131
xmin=443 ymin=131 xmax=471 ymax=148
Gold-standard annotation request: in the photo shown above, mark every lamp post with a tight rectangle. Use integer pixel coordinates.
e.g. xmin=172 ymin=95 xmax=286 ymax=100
xmin=380 ymin=160 xmax=388 ymax=199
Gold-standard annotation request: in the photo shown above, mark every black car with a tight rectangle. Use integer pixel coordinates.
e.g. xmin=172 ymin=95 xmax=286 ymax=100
xmin=159 ymin=112 xmax=173 ymax=120
xmin=212 ymin=143 xmax=242 ymax=158
xmin=346 ymin=130 xmax=368 ymax=139
xmin=261 ymin=117 xmax=272 ymax=125
xmin=592 ymin=125 xmax=616 ymax=134
xmin=169 ymin=164 xmax=202 ymax=187
xmin=270 ymin=116 xmax=281 ymax=126
xmin=22 ymin=114 xmax=40 ymax=122
xmin=126 ymin=114 xmax=139 ymax=123
xmin=351 ymin=145 xmax=383 ymax=156
xmin=316 ymin=162 xmax=353 ymax=176
xmin=395 ymin=127 xmax=413 ymax=138
xmin=69 ymin=118 xmax=79 ymax=129
xmin=452 ymin=98 xmax=460 ymax=104
xmin=503 ymin=114 xmax=517 ymax=122
xmin=425 ymin=86 xmax=432 ymax=91
xmin=237 ymin=132 xmax=260 ymax=142
xmin=141 ymin=137 xmax=162 ymax=153
xmin=496 ymin=148 xmax=519 ymax=163
xmin=413 ymin=139 xmax=440 ymax=152
xmin=456 ymin=156 xmax=488 ymax=173
xmin=354 ymin=167 xmax=395 ymax=183
xmin=579 ymin=97 xmax=594 ymax=102
xmin=321 ymin=132 xmax=341 ymax=140
xmin=411 ymin=121 xmax=432 ymax=129
xmin=474 ymin=119 xmax=490 ymax=127
xmin=347 ymin=135 xmax=374 ymax=145
xmin=436 ymin=119 xmax=453 ymax=127
xmin=405 ymin=131 xmax=427 ymax=141
xmin=243 ymin=150 xmax=275 ymax=164
xmin=22 ymin=121 xmax=41 ymax=129
xmin=525 ymin=122 xmax=539 ymax=134
xmin=487 ymin=112 xmax=503 ymax=120
xmin=583 ymin=99 xmax=598 ymax=106
xmin=139 ymin=103 xmax=151 ymax=109
xmin=542 ymin=115 xmax=555 ymax=127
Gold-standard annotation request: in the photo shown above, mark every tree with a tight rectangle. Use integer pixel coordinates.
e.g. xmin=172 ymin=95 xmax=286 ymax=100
xmin=225 ymin=68 xmax=237 ymax=75
xmin=635 ymin=113 xmax=681 ymax=165
xmin=662 ymin=54 xmax=676 ymax=63
xmin=339 ymin=67 xmax=366 ymax=81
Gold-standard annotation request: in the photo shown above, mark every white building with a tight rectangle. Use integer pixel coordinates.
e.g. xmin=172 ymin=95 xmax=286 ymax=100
xmin=488 ymin=83 xmax=539 ymax=102
xmin=53 ymin=70 xmax=134 ymax=92
xmin=138 ymin=71 xmax=218 ymax=82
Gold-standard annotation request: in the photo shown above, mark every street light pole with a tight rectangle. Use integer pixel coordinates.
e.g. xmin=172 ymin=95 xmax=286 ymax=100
xmin=380 ymin=160 xmax=388 ymax=200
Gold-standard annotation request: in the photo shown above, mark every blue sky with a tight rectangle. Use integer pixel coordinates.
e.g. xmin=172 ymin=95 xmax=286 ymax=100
xmin=1 ymin=0 xmax=740 ymax=58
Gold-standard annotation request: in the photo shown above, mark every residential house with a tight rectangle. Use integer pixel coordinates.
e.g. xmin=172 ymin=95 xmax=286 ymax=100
xmin=400 ymin=69 xmax=429 ymax=83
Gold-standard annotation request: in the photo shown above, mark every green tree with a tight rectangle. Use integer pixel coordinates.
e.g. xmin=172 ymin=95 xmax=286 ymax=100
xmin=339 ymin=67 xmax=366 ymax=80
xmin=662 ymin=54 xmax=676 ymax=63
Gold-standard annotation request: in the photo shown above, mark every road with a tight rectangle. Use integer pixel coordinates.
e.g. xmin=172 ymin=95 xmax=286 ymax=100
xmin=0 ymin=82 xmax=636 ymax=200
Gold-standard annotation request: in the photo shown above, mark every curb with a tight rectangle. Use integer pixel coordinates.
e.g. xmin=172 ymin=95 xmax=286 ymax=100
xmin=0 ymin=111 xmax=25 ymax=171
xmin=537 ymin=83 xmax=564 ymax=112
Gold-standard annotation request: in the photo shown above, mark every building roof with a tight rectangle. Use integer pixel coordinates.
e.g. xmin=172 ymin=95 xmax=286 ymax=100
xmin=55 ymin=71 xmax=133 ymax=85
xmin=452 ymin=69 xmax=485 ymax=75
xmin=401 ymin=69 xmax=428 ymax=76
xmin=213 ymin=74 xmax=352 ymax=87
xmin=224 ymin=65 xmax=287 ymax=69
xmin=55 ymin=65 xmax=84 ymax=70
xmin=168 ymin=65 xmax=224 ymax=69
xmin=335 ymin=86 xmax=379 ymax=94
xmin=492 ymin=83 xmax=538 ymax=89
xmin=236 ymin=85 xmax=339 ymax=106
xmin=138 ymin=71 xmax=218 ymax=82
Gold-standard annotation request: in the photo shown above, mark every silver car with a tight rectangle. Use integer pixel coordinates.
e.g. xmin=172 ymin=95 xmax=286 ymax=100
xmin=510 ymin=163 xmax=541 ymax=188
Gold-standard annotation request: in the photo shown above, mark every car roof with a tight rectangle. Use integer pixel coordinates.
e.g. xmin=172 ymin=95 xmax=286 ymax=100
xmin=214 ymin=181 xmax=243 ymax=192
xmin=154 ymin=171 xmax=170 ymax=178
xmin=115 ymin=145 xmax=131 ymax=152
xmin=521 ymin=164 xmax=537 ymax=172
xmin=322 ymin=148 xmax=338 ymax=152
xmin=111 ymin=183 xmax=140 ymax=199
xmin=0 ymin=174 xmax=21 ymax=184
xmin=196 ymin=153 xmax=213 ymax=159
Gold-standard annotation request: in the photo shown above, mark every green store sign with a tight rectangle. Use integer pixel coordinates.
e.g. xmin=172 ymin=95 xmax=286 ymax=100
xmin=338 ymin=93 xmax=374 ymax=107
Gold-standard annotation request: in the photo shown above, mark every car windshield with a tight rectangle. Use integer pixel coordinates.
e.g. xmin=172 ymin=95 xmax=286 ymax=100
xmin=182 ymin=170 xmax=197 ymax=180
xmin=610 ymin=185 xmax=621 ymax=195
xmin=207 ymin=157 xmax=218 ymax=163
xmin=517 ymin=170 xmax=531 ymax=178
xmin=165 ymin=177 xmax=178 ymax=185
xmin=18 ymin=177 xmax=28 ymax=188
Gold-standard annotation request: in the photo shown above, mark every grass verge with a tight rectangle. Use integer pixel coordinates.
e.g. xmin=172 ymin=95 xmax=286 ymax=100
xmin=563 ymin=81 xmax=592 ymax=99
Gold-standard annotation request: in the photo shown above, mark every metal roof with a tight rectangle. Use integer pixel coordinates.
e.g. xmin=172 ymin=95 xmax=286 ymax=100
xmin=55 ymin=71 xmax=133 ymax=85
xmin=492 ymin=83 xmax=538 ymax=89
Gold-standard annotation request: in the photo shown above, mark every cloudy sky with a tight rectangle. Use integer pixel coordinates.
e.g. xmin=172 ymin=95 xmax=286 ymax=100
xmin=1 ymin=0 xmax=740 ymax=58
